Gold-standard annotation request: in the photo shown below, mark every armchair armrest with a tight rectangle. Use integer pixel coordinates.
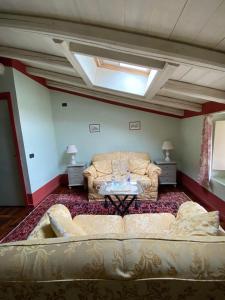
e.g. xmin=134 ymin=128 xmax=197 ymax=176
xmin=147 ymin=163 xmax=161 ymax=177
xmin=83 ymin=165 xmax=97 ymax=179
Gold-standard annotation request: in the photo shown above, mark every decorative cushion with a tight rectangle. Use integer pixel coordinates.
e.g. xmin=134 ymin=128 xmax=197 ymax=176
xmin=112 ymin=159 xmax=129 ymax=176
xmin=48 ymin=205 xmax=86 ymax=238
xmin=170 ymin=211 xmax=220 ymax=237
xmin=93 ymin=160 xmax=112 ymax=177
xmin=176 ymin=201 xmax=207 ymax=220
xmin=129 ymin=159 xmax=150 ymax=175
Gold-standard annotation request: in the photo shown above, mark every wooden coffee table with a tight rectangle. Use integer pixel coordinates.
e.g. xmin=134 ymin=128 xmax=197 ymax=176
xmin=99 ymin=181 xmax=143 ymax=216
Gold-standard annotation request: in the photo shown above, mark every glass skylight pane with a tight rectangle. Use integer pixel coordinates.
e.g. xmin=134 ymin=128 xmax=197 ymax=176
xmin=120 ymin=62 xmax=149 ymax=72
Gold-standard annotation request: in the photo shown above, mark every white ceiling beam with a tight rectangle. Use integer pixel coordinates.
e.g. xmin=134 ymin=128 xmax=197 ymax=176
xmin=27 ymin=66 xmax=200 ymax=112
xmin=144 ymin=63 xmax=178 ymax=99
xmin=1 ymin=13 xmax=225 ymax=71
xmin=54 ymin=40 xmax=92 ymax=87
xmin=47 ymin=80 xmax=184 ymax=117
xmin=151 ymin=95 xmax=202 ymax=112
xmin=69 ymin=42 xmax=165 ymax=70
xmin=26 ymin=66 xmax=85 ymax=87
xmin=0 ymin=46 xmax=71 ymax=69
xmin=164 ymin=80 xmax=225 ymax=104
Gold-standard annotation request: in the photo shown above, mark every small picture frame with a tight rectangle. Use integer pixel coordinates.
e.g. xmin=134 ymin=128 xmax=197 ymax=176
xmin=89 ymin=123 xmax=100 ymax=133
xmin=129 ymin=121 xmax=141 ymax=130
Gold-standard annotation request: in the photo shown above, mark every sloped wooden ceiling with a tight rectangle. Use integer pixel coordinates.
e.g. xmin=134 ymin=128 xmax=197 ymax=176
xmin=1 ymin=0 xmax=225 ymax=117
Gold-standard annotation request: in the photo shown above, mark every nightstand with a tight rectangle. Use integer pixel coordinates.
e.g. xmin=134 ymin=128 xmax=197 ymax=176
xmin=67 ymin=163 xmax=87 ymax=188
xmin=154 ymin=161 xmax=177 ymax=187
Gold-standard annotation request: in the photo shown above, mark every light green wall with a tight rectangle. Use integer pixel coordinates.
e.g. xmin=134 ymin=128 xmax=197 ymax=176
xmin=179 ymin=115 xmax=203 ymax=181
xmin=179 ymin=115 xmax=225 ymax=202
xmin=50 ymin=90 xmax=181 ymax=173
xmin=13 ymin=70 xmax=59 ymax=193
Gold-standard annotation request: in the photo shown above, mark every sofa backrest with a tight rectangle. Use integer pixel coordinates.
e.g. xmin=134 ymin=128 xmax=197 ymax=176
xmin=92 ymin=151 xmax=150 ymax=162
xmin=1 ymin=234 xmax=225 ymax=299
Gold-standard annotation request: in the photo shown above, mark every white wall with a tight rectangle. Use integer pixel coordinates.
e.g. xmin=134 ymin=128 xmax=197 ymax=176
xmin=13 ymin=69 xmax=59 ymax=193
xmin=0 ymin=67 xmax=30 ymax=197
xmin=50 ymin=90 xmax=181 ymax=173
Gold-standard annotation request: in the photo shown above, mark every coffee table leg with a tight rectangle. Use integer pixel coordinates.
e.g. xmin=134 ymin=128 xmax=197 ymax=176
xmin=104 ymin=196 xmax=109 ymax=208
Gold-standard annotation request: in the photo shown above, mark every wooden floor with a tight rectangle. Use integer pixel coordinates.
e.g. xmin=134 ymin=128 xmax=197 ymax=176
xmin=0 ymin=206 xmax=32 ymax=240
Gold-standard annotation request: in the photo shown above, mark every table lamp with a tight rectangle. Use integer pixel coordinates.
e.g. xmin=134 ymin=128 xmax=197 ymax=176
xmin=66 ymin=145 xmax=78 ymax=165
xmin=162 ymin=141 xmax=174 ymax=162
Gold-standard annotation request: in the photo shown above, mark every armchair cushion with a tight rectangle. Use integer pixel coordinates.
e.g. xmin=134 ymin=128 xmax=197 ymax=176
xmin=93 ymin=160 xmax=112 ymax=177
xmin=129 ymin=159 xmax=150 ymax=175
xmin=83 ymin=165 xmax=97 ymax=178
xmin=147 ymin=163 xmax=161 ymax=177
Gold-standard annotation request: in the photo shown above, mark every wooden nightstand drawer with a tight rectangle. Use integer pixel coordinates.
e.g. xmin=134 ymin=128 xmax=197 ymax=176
xmin=154 ymin=161 xmax=177 ymax=186
xmin=67 ymin=163 xmax=87 ymax=187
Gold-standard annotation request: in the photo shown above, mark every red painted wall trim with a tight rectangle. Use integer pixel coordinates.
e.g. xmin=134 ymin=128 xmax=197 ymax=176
xmin=178 ymin=171 xmax=225 ymax=223
xmin=0 ymin=57 xmax=47 ymax=87
xmin=183 ymin=101 xmax=225 ymax=118
xmin=0 ymin=92 xmax=28 ymax=205
xmin=27 ymin=175 xmax=61 ymax=207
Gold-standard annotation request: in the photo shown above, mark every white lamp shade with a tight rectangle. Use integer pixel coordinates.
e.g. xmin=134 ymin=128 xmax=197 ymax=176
xmin=66 ymin=144 xmax=78 ymax=154
xmin=162 ymin=141 xmax=174 ymax=150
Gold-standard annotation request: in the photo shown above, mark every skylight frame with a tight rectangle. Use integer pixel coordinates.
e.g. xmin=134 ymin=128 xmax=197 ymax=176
xmin=95 ymin=57 xmax=151 ymax=76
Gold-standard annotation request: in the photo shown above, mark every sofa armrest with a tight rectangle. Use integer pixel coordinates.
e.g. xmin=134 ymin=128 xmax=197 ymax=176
xmin=147 ymin=163 xmax=161 ymax=177
xmin=83 ymin=165 xmax=97 ymax=179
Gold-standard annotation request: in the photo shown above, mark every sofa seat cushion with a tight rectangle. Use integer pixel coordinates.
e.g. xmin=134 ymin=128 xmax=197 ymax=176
xmin=72 ymin=215 xmax=124 ymax=234
xmin=124 ymin=213 xmax=175 ymax=234
xmin=93 ymin=174 xmax=152 ymax=191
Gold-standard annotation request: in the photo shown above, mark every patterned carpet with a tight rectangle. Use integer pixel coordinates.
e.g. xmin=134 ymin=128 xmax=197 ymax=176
xmin=1 ymin=190 xmax=190 ymax=243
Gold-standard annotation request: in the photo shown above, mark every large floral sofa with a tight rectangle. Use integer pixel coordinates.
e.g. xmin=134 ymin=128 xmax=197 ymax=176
xmin=83 ymin=151 xmax=161 ymax=201
xmin=0 ymin=202 xmax=225 ymax=299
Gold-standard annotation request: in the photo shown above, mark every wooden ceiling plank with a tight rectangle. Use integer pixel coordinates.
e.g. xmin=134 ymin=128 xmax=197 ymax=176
xmin=170 ymin=0 xmax=223 ymax=43
xmin=0 ymin=46 xmax=71 ymax=69
xmin=151 ymin=95 xmax=202 ymax=112
xmin=1 ymin=13 xmax=225 ymax=71
xmin=47 ymin=80 xmax=184 ymax=116
xmin=26 ymin=66 xmax=85 ymax=87
xmin=164 ymin=80 xmax=225 ymax=104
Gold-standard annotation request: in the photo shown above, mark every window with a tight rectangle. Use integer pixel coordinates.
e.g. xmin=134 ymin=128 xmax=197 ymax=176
xmin=212 ymin=120 xmax=225 ymax=170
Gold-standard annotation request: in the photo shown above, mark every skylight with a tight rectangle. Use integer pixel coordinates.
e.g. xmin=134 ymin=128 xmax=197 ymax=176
xmin=74 ymin=53 xmax=158 ymax=96
xmin=119 ymin=62 xmax=149 ymax=72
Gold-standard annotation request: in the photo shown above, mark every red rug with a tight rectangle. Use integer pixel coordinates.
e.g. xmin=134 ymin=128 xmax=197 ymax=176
xmin=1 ymin=191 xmax=190 ymax=243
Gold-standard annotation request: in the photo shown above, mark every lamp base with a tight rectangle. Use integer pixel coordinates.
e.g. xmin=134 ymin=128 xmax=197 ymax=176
xmin=70 ymin=154 xmax=76 ymax=165
xmin=164 ymin=150 xmax=171 ymax=162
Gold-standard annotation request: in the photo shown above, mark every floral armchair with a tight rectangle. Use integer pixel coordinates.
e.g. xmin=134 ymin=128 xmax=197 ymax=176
xmin=83 ymin=151 xmax=161 ymax=201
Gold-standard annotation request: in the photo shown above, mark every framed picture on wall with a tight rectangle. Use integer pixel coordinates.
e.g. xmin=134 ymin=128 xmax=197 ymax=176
xmin=89 ymin=123 xmax=100 ymax=133
xmin=129 ymin=121 xmax=141 ymax=130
